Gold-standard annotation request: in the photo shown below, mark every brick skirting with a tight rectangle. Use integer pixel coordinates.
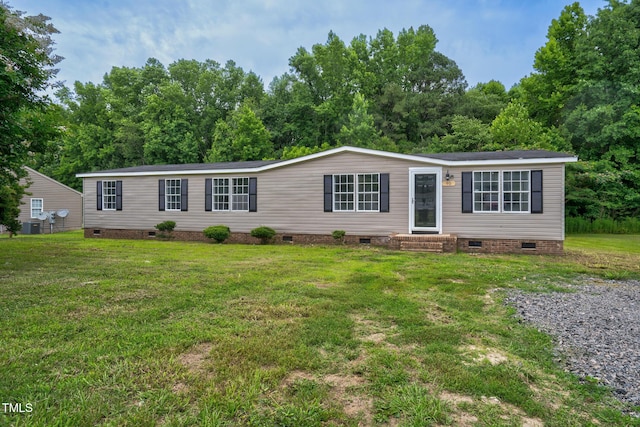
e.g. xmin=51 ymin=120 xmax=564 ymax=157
xmin=456 ymin=238 xmax=563 ymax=255
xmin=84 ymin=228 xmax=391 ymax=247
xmin=84 ymin=228 xmax=563 ymax=254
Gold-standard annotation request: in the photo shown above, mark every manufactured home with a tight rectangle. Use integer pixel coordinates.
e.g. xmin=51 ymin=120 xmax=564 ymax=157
xmin=76 ymin=146 xmax=577 ymax=253
xmin=16 ymin=167 xmax=83 ymax=234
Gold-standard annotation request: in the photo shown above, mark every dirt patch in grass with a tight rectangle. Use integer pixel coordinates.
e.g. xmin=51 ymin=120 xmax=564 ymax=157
xmin=324 ymin=373 xmax=371 ymax=423
xmin=281 ymin=370 xmax=315 ymax=387
xmin=352 ymin=314 xmax=401 ymax=347
xmin=464 ymin=344 xmax=510 ymax=365
xmin=178 ymin=342 xmax=213 ymax=375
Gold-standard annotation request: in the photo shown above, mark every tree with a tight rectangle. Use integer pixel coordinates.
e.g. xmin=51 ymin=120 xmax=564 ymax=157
xmin=518 ymin=2 xmax=587 ymax=127
xmin=456 ymin=81 xmax=509 ymax=124
xmin=0 ymin=3 xmax=61 ymax=233
xmin=206 ymin=103 xmax=273 ymax=162
xmin=490 ymin=101 xmax=569 ymax=152
xmin=429 ymin=115 xmax=492 ymax=153
xmin=337 ymin=93 xmax=392 ymax=150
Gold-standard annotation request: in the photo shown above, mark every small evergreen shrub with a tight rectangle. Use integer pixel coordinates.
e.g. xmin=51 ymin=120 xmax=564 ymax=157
xmin=154 ymin=220 xmax=176 ymax=239
xmin=203 ymin=225 xmax=231 ymax=243
xmin=155 ymin=221 xmax=176 ymax=232
xmin=251 ymin=226 xmax=276 ymax=244
xmin=332 ymin=230 xmax=346 ymax=243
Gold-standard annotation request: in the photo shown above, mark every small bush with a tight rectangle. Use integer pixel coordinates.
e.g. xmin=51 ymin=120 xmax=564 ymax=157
xmin=332 ymin=230 xmax=346 ymax=243
xmin=155 ymin=221 xmax=176 ymax=232
xmin=203 ymin=225 xmax=231 ymax=243
xmin=251 ymin=226 xmax=276 ymax=244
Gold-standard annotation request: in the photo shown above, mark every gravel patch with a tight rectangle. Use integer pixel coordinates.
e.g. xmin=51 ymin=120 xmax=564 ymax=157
xmin=505 ymin=279 xmax=640 ymax=408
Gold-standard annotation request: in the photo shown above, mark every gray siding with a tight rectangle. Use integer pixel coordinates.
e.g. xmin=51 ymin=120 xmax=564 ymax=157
xmin=82 ymin=152 xmax=567 ymax=240
xmin=441 ymin=164 xmax=565 ymax=240
xmin=18 ymin=168 xmax=83 ymax=232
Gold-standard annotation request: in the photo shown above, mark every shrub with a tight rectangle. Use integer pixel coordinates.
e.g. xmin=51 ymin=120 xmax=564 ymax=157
xmin=155 ymin=221 xmax=176 ymax=232
xmin=332 ymin=230 xmax=346 ymax=243
xmin=251 ymin=226 xmax=276 ymax=244
xmin=203 ymin=225 xmax=231 ymax=243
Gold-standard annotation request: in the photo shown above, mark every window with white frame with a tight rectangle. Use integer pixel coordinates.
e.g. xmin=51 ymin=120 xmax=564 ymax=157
xmin=333 ymin=173 xmax=380 ymax=212
xmin=232 ymin=178 xmax=249 ymax=211
xmin=165 ymin=179 xmax=181 ymax=211
xmin=473 ymin=171 xmax=499 ymax=212
xmin=213 ymin=177 xmax=249 ymax=211
xmin=357 ymin=173 xmax=379 ymax=211
xmin=333 ymin=174 xmax=355 ymax=211
xmin=103 ymin=180 xmax=117 ymax=210
xmin=503 ymin=171 xmax=530 ymax=213
xmin=30 ymin=198 xmax=43 ymax=218
xmin=213 ymin=178 xmax=229 ymax=211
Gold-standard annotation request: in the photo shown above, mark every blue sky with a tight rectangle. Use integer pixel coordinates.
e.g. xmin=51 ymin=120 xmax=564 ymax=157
xmin=11 ymin=0 xmax=605 ymax=91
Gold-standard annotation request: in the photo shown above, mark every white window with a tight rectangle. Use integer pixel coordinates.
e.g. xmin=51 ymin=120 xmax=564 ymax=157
xmin=213 ymin=177 xmax=249 ymax=211
xmin=232 ymin=178 xmax=249 ymax=211
xmin=333 ymin=173 xmax=380 ymax=212
xmin=30 ymin=198 xmax=43 ymax=218
xmin=103 ymin=181 xmax=117 ymax=210
xmin=503 ymin=171 xmax=530 ymax=213
xmin=165 ymin=179 xmax=181 ymax=211
xmin=357 ymin=173 xmax=379 ymax=211
xmin=333 ymin=174 xmax=355 ymax=211
xmin=213 ymin=178 xmax=229 ymax=211
xmin=473 ymin=171 xmax=499 ymax=212
xmin=473 ymin=170 xmax=532 ymax=213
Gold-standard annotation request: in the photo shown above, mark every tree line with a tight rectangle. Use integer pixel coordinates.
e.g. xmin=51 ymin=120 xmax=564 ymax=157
xmin=2 ymin=1 xmax=640 ymax=233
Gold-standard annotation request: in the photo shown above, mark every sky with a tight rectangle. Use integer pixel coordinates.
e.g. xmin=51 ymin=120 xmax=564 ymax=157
xmin=10 ymin=0 xmax=606 ymax=91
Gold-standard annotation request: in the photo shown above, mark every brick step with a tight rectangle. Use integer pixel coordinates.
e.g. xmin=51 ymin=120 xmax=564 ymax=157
xmin=399 ymin=240 xmax=444 ymax=252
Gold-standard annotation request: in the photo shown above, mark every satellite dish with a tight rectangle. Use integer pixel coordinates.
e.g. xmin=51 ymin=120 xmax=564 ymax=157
xmin=57 ymin=209 xmax=69 ymax=218
xmin=37 ymin=212 xmax=48 ymax=221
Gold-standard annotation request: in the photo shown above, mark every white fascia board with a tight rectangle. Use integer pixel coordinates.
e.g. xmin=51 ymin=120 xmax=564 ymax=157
xmin=76 ymin=168 xmax=266 ymax=178
xmin=448 ymin=156 xmax=578 ymax=167
xmin=75 ymin=146 xmax=578 ymax=178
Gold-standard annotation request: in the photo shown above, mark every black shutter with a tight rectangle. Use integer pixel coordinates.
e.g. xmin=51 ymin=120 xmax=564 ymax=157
xmin=205 ymin=178 xmax=212 ymax=211
xmin=115 ymin=180 xmax=123 ymax=211
xmin=324 ymin=175 xmax=333 ymax=212
xmin=180 ymin=179 xmax=188 ymax=211
xmin=380 ymin=173 xmax=390 ymax=212
xmin=462 ymin=172 xmax=473 ymax=213
xmin=249 ymin=177 xmax=257 ymax=212
xmin=531 ymin=170 xmax=543 ymax=214
xmin=97 ymin=181 xmax=103 ymax=211
xmin=158 ymin=179 xmax=165 ymax=211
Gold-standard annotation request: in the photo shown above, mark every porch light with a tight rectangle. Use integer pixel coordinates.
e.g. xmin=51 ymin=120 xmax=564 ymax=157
xmin=445 ymin=170 xmax=454 ymax=181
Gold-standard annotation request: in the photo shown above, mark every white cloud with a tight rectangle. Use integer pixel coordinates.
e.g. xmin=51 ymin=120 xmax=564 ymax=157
xmin=10 ymin=0 xmax=607 ymax=90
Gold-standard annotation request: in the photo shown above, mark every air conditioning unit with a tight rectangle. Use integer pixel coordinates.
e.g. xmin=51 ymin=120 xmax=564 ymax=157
xmin=21 ymin=222 xmax=41 ymax=235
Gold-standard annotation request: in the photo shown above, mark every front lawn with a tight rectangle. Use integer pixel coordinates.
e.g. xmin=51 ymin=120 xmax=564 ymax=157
xmin=1 ymin=231 xmax=638 ymax=426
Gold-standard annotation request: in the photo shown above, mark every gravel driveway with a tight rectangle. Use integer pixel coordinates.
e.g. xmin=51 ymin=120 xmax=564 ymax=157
xmin=505 ymin=279 xmax=640 ymax=408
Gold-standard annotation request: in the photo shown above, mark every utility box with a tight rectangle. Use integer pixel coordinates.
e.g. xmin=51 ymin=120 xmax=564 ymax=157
xmin=21 ymin=222 xmax=40 ymax=235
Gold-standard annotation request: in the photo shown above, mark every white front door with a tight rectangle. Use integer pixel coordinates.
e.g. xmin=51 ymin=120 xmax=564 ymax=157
xmin=409 ymin=168 xmax=441 ymax=233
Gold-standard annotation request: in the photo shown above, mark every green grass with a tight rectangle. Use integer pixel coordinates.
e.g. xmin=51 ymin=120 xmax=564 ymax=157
xmin=1 ymin=231 xmax=639 ymax=426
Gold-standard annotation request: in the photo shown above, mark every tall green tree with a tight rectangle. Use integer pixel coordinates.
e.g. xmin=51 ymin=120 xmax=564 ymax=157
xmin=517 ymin=1 xmax=640 ymax=220
xmin=518 ymin=2 xmax=587 ymax=127
xmin=206 ymin=103 xmax=273 ymax=162
xmin=0 ymin=3 xmax=61 ymax=233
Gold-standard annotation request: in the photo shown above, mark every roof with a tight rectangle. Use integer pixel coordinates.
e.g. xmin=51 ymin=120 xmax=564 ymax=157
xmin=417 ymin=150 xmax=574 ymax=162
xmin=77 ymin=146 xmax=578 ymax=178
xmin=90 ymin=159 xmax=282 ymax=174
